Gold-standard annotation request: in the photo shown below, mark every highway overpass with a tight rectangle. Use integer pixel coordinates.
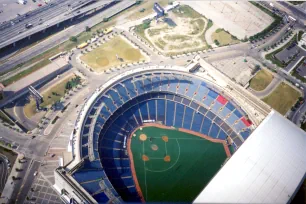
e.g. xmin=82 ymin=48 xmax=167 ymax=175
xmin=0 ymin=0 xmax=123 ymax=50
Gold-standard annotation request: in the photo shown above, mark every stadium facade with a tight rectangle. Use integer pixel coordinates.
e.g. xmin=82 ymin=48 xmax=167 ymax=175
xmin=54 ymin=58 xmax=306 ymax=204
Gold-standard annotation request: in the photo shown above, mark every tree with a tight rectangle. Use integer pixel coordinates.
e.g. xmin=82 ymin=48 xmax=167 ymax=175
xmin=69 ymin=36 xmax=77 ymax=42
xmin=103 ymin=18 xmax=109 ymax=22
xmin=85 ymin=26 xmax=90 ymax=32
xmin=214 ymin=39 xmax=220 ymax=46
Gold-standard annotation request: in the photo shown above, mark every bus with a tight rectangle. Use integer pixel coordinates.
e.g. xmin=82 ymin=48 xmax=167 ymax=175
xmin=77 ymin=42 xmax=88 ymax=49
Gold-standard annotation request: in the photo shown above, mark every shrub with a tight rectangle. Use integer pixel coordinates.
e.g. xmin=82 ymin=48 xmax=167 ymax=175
xmin=69 ymin=36 xmax=77 ymax=42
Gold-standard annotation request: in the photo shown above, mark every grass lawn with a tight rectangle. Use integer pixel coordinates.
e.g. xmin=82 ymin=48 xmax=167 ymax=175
xmin=211 ymin=29 xmax=240 ymax=46
xmin=80 ymin=36 xmax=145 ymax=72
xmin=262 ymin=82 xmax=301 ymax=115
xmin=127 ymin=0 xmax=170 ymax=20
xmin=24 ymin=75 xmax=75 ymax=118
xmin=249 ymin=69 xmax=274 ymax=91
xmin=130 ymin=126 xmax=228 ymax=202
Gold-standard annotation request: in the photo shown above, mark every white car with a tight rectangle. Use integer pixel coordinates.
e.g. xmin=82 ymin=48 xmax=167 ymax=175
xmin=34 ymin=171 xmax=38 ymax=176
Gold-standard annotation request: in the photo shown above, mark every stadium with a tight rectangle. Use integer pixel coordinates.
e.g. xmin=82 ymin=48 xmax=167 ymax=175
xmin=54 ymin=58 xmax=306 ymax=203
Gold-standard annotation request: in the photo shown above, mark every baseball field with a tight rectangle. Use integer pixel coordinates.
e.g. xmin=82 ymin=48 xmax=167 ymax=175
xmin=128 ymin=125 xmax=230 ymax=202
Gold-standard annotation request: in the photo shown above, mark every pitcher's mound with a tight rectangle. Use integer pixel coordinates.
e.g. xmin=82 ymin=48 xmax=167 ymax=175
xmin=164 ymin=155 xmax=171 ymax=162
xmin=96 ymin=56 xmax=109 ymax=67
xmin=140 ymin=134 xmax=147 ymax=141
xmin=162 ymin=136 xmax=168 ymax=142
xmin=151 ymin=144 xmax=158 ymax=151
xmin=142 ymin=155 xmax=149 ymax=161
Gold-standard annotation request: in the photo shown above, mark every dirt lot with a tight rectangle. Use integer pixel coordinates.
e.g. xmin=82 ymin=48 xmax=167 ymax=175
xmin=211 ymin=28 xmax=240 ymax=46
xmin=137 ymin=5 xmax=209 ymax=55
xmin=80 ymin=36 xmax=146 ymax=72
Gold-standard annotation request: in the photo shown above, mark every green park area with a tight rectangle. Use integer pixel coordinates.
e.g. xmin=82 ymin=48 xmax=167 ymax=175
xmin=249 ymin=69 xmax=274 ymax=91
xmin=24 ymin=75 xmax=81 ymax=118
xmin=211 ymin=28 xmax=240 ymax=46
xmin=262 ymin=82 xmax=301 ymax=115
xmin=130 ymin=126 xmax=228 ymax=202
xmin=80 ymin=36 xmax=145 ymax=72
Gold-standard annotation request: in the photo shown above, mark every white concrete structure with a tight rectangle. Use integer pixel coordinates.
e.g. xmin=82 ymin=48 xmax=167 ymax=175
xmin=298 ymin=33 xmax=306 ymax=51
xmin=194 ymin=110 xmax=306 ymax=203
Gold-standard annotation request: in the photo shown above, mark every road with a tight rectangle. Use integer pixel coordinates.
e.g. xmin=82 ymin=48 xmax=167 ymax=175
xmin=0 ymin=0 xmax=135 ymax=74
xmin=15 ymin=160 xmax=40 ymax=204
xmin=0 ymin=0 xmax=97 ymax=49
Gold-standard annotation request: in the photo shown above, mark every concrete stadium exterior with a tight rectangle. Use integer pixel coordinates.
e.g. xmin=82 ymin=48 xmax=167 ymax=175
xmin=53 ymin=58 xmax=305 ymax=203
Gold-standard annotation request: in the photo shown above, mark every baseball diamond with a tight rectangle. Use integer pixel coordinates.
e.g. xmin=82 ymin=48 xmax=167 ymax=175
xmin=129 ymin=125 xmax=230 ymax=202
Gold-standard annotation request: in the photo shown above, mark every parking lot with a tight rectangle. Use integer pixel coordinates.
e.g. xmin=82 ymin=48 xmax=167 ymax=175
xmin=275 ymin=43 xmax=300 ymax=64
xmin=0 ymin=0 xmax=49 ymax=24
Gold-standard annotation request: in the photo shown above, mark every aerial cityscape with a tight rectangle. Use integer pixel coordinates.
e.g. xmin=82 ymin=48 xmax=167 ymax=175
xmin=0 ymin=0 xmax=305 ymax=203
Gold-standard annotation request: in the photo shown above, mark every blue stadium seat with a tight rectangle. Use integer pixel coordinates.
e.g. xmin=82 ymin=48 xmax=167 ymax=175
xmin=194 ymin=85 xmax=209 ymax=102
xmin=134 ymin=80 xmax=145 ymax=95
xmin=73 ymin=170 xmax=105 ymax=183
xmin=102 ymin=96 xmax=117 ymax=113
xmin=177 ymin=80 xmax=189 ymax=95
xmin=147 ymin=100 xmax=157 ymax=121
xmin=226 ymin=113 xmax=240 ymax=126
xmin=122 ymin=79 xmax=137 ymax=98
xmin=217 ymin=130 xmax=227 ymax=140
xmin=139 ymin=101 xmax=149 ymax=121
xmin=240 ymin=129 xmax=251 ymax=140
xmin=100 ymin=106 xmax=110 ymax=119
xmin=203 ymin=95 xmax=215 ymax=107
xmin=92 ymin=192 xmax=109 ymax=203
xmin=107 ymin=89 xmax=123 ymax=107
xmin=156 ymin=99 xmax=165 ymax=123
xmin=82 ymin=147 xmax=88 ymax=158
xmin=174 ymin=103 xmax=184 ymax=128
xmin=114 ymin=84 xmax=130 ymax=102
xmin=166 ymin=100 xmax=175 ymax=126
xmin=211 ymin=100 xmax=223 ymax=114
xmin=233 ymin=120 xmax=246 ymax=132
xmin=186 ymin=82 xmax=198 ymax=98
xmin=206 ymin=111 xmax=216 ymax=121
xmin=218 ymin=106 xmax=232 ymax=119
xmin=225 ymin=102 xmax=235 ymax=111
xmin=201 ymin=117 xmax=212 ymax=135
xmin=183 ymin=107 xmax=194 ymax=130
xmin=151 ymin=76 xmax=160 ymax=91
xmin=234 ymin=109 xmax=243 ymax=119
xmin=207 ymin=90 xmax=219 ymax=99
xmin=130 ymin=105 xmax=142 ymax=125
xmin=160 ymin=78 xmax=169 ymax=91
xmin=191 ymin=112 xmax=204 ymax=132
xmin=208 ymin=123 xmax=220 ymax=138
xmin=80 ymin=180 xmax=101 ymax=195
xmin=143 ymin=78 xmax=153 ymax=92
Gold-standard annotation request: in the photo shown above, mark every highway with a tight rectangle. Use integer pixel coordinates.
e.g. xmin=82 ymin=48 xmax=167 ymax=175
xmin=0 ymin=0 xmax=135 ymax=74
xmin=0 ymin=0 xmax=112 ymax=50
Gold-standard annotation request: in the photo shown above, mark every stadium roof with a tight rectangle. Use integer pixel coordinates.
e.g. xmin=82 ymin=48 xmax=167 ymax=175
xmin=194 ymin=110 xmax=306 ymax=203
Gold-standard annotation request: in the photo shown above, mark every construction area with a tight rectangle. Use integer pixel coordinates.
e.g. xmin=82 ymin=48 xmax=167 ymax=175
xmin=182 ymin=1 xmax=274 ymax=39
xmin=136 ymin=5 xmax=209 ymax=55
